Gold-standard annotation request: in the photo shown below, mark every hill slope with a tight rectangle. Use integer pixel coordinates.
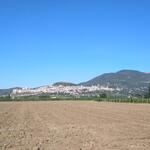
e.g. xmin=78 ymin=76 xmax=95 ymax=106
xmin=80 ymin=70 xmax=150 ymax=95
xmin=0 ymin=88 xmax=21 ymax=96
xmin=53 ymin=82 xmax=77 ymax=86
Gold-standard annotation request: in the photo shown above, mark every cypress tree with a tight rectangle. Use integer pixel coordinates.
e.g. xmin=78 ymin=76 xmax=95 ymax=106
xmin=148 ymin=83 xmax=150 ymax=98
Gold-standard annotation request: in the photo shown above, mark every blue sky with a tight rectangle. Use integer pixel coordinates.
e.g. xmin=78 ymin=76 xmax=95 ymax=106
xmin=0 ymin=0 xmax=150 ymax=88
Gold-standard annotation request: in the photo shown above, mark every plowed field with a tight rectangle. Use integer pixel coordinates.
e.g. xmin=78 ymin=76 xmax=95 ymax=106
xmin=0 ymin=101 xmax=150 ymax=150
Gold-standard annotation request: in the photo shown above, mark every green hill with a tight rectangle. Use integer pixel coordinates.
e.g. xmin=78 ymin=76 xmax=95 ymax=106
xmin=53 ymin=82 xmax=77 ymax=86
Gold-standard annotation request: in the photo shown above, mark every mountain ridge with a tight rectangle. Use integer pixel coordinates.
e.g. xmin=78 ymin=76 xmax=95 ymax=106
xmin=79 ymin=70 xmax=150 ymax=95
xmin=1 ymin=70 xmax=150 ymax=96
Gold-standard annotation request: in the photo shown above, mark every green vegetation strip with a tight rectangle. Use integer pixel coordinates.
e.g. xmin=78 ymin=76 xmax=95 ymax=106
xmin=0 ymin=95 xmax=150 ymax=103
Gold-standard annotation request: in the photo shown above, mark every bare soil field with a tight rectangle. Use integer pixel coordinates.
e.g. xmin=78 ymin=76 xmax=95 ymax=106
xmin=0 ymin=101 xmax=150 ymax=150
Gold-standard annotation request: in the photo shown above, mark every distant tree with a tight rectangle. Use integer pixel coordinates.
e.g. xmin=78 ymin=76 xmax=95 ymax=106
xmin=100 ymin=93 xmax=107 ymax=98
xmin=144 ymin=83 xmax=150 ymax=98
xmin=148 ymin=83 xmax=150 ymax=98
xmin=8 ymin=94 xmax=11 ymax=99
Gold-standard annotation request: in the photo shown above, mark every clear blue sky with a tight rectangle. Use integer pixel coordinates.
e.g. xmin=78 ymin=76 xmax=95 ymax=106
xmin=0 ymin=0 xmax=150 ymax=88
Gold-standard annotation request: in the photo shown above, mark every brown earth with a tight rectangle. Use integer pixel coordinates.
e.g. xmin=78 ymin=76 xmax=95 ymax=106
xmin=0 ymin=101 xmax=150 ymax=150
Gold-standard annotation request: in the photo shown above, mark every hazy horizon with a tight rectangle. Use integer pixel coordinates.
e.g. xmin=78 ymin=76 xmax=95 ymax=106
xmin=0 ymin=0 xmax=150 ymax=88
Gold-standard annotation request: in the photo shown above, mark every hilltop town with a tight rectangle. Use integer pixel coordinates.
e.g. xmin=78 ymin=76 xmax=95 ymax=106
xmin=11 ymin=85 xmax=120 ymax=97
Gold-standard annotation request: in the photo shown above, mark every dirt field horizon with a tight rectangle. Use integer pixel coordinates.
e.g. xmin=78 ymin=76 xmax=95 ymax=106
xmin=0 ymin=101 xmax=150 ymax=150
